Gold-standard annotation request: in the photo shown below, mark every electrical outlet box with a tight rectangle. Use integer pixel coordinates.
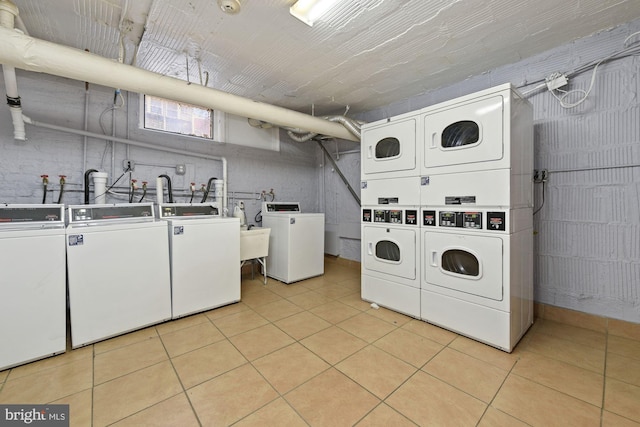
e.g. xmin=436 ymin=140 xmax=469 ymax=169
xmin=546 ymin=74 xmax=568 ymax=91
xmin=123 ymin=159 xmax=135 ymax=171
xmin=176 ymin=164 xmax=186 ymax=175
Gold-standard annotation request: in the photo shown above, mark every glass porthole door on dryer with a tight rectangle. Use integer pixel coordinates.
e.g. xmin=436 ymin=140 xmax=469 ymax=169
xmin=423 ymin=95 xmax=504 ymax=171
xmin=423 ymin=230 xmax=503 ymax=301
xmin=362 ymin=225 xmax=416 ymax=281
xmin=361 ymin=115 xmax=418 ymax=179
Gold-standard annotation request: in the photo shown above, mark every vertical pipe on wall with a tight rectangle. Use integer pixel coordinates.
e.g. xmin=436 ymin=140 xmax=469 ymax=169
xmin=0 ymin=0 xmax=25 ymax=141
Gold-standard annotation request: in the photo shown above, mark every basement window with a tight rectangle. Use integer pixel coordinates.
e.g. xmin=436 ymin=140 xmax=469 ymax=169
xmin=143 ymin=95 xmax=212 ymax=139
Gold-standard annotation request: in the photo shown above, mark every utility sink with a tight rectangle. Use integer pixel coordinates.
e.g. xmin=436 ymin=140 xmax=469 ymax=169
xmin=240 ymin=227 xmax=270 ymax=261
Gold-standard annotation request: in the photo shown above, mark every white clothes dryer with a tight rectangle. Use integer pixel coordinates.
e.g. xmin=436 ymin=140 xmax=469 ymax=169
xmin=66 ymin=203 xmax=172 ymax=348
xmin=361 ymin=111 xmax=420 ymax=180
xmin=0 ymin=205 xmax=66 ymax=370
xmin=158 ymin=203 xmax=240 ymax=319
xmin=420 ymin=83 xmax=533 ymax=176
xmin=361 ymin=206 xmax=420 ymax=318
xmin=420 ymin=207 xmax=533 ymax=352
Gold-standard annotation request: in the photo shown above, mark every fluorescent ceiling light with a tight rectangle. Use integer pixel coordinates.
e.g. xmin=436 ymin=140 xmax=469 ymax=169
xmin=290 ymin=0 xmax=341 ymax=26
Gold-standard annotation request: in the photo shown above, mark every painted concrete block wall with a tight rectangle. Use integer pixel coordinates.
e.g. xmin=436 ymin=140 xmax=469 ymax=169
xmin=0 ymin=70 xmax=322 ymax=226
xmin=353 ymin=19 xmax=640 ymax=323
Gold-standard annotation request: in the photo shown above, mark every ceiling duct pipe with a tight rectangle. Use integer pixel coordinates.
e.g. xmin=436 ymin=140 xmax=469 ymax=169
xmin=0 ymin=25 xmax=359 ymax=142
xmin=286 ymin=115 xmax=364 ymax=142
xmin=0 ymin=0 xmax=25 ymax=140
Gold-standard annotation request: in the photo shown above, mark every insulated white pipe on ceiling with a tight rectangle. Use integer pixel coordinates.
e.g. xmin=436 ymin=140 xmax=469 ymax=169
xmin=0 ymin=26 xmax=359 ymax=142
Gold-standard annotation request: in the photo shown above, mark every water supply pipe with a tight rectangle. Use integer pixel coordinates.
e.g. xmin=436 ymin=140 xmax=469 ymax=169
xmin=0 ymin=25 xmax=358 ymax=142
xmin=158 ymin=174 xmax=173 ymax=203
xmin=84 ymin=169 xmax=98 ymax=204
xmin=0 ymin=0 xmax=25 ymax=140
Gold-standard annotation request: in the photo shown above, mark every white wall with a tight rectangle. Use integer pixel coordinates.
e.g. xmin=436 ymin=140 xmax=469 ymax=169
xmin=353 ymin=19 xmax=640 ymax=323
xmin=0 ymin=70 xmax=321 ymax=226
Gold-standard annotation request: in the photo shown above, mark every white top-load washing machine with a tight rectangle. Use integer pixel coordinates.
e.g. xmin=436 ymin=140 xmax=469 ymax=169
xmin=158 ymin=203 xmax=240 ymax=319
xmin=0 ymin=205 xmax=67 ymax=370
xmin=262 ymin=202 xmax=324 ymax=284
xmin=66 ymin=203 xmax=172 ymax=348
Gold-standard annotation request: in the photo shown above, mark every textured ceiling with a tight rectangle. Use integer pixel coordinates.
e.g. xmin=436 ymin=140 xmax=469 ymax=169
xmin=10 ymin=0 xmax=640 ymax=116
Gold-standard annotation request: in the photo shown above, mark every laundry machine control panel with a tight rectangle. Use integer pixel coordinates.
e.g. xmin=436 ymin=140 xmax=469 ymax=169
xmin=421 ymin=209 xmax=507 ymax=231
xmin=362 ymin=209 xmax=418 ymax=225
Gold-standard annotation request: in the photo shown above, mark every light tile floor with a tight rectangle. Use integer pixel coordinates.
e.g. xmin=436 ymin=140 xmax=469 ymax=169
xmin=1 ymin=259 xmax=639 ymax=426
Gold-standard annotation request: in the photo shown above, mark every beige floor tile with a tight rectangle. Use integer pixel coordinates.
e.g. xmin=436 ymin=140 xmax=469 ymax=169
xmin=449 ymin=336 xmax=521 ymax=371
xmin=155 ymin=313 xmax=208 ymax=336
xmin=386 ymin=371 xmax=486 ymax=426
xmin=338 ymin=312 xmax=397 ymax=343
xmin=253 ymin=343 xmax=330 ymax=393
xmin=520 ymin=330 xmax=605 ymax=373
xmin=607 ymin=352 xmax=640 ymax=387
xmin=477 ymin=407 xmax=529 ymax=427
xmin=51 ymin=388 xmax=92 ymax=427
xmin=374 ymin=328 xmax=443 ymax=368
xmin=609 ymin=319 xmax=640 ymax=341
xmin=542 ymin=305 xmax=607 ymax=333
xmin=204 ymin=301 xmax=250 ymax=321
xmin=93 ymin=327 xmax=159 ymax=355
xmin=608 ymin=335 xmax=640 ymax=361
xmin=252 ymin=298 xmax=304 ymax=322
xmin=160 ymin=321 xmax=225 ymax=357
xmin=299 ymin=275 xmax=335 ymax=290
xmin=6 ymin=345 xmax=93 ymax=381
xmin=301 ymin=326 xmax=369 ymax=365
xmin=339 ymin=292 xmax=373 ymax=311
xmin=110 ymin=393 xmax=199 ymax=427
xmin=336 ymin=346 xmax=417 ymax=399
xmin=287 ymin=290 xmax=333 ymax=310
xmin=493 ymin=374 xmax=600 ymax=427
xmin=0 ymin=369 xmax=7 ymax=383
xmin=513 ymin=351 xmax=604 ymax=406
xmin=400 ymin=319 xmax=458 ymax=345
xmin=365 ymin=306 xmax=413 ymax=327
xmin=211 ymin=309 xmax=269 ymax=337
xmin=188 ymin=364 xmax=278 ymax=426
xmin=92 ymin=360 xmax=183 ymax=426
xmin=311 ymin=300 xmax=361 ymax=324
xmin=602 ymin=410 xmax=640 ymax=427
xmin=0 ymin=357 xmax=92 ymax=404
xmin=604 ymin=378 xmax=640 ymax=422
xmin=274 ymin=311 xmax=332 ymax=340
xmin=267 ymin=282 xmax=312 ymax=298
xmin=229 ymin=323 xmax=295 ymax=361
xmin=285 ymin=368 xmax=379 ymax=427
xmin=423 ymin=348 xmax=508 ymax=403
xmin=356 ymin=403 xmax=417 ymax=426
xmin=94 ymin=337 xmax=168 ymax=385
xmin=241 ymin=288 xmax=283 ymax=308
xmin=313 ymin=283 xmax=358 ymax=299
xmin=534 ymin=318 xmax=607 ymax=350
xmin=335 ymin=277 xmax=361 ymax=292
xmin=172 ymin=340 xmax=247 ymax=389
xmin=234 ymin=398 xmax=307 ymax=427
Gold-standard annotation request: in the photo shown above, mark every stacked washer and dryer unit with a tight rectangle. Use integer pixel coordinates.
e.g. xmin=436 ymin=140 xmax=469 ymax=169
xmin=361 ymin=83 xmax=534 ymax=352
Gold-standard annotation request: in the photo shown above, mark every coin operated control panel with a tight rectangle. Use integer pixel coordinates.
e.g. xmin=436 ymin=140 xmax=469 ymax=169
xmin=362 ymin=208 xmax=418 ymax=226
xmin=422 ymin=209 xmax=506 ymax=231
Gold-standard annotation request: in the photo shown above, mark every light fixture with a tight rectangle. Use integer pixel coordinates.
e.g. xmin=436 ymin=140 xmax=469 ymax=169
xmin=289 ymin=0 xmax=340 ymax=26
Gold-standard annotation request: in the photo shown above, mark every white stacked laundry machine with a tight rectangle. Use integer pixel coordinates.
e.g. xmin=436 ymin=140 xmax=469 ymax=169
xmin=361 ymin=83 xmax=533 ymax=352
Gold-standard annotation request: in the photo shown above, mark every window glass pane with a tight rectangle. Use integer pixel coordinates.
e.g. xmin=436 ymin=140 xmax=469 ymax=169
xmin=375 ymin=137 xmax=400 ymax=159
xmin=376 ymin=240 xmax=401 ymax=262
xmin=441 ymin=121 xmax=479 ymax=148
xmin=143 ymin=95 xmax=212 ymax=139
xmin=441 ymin=249 xmax=479 ymax=276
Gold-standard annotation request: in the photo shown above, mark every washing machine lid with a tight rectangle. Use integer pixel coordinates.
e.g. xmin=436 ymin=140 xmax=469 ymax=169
xmin=158 ymin=203 xmax=219 ymax=219
xmin=262 ymin=202 xmax=301 ymax=213
xmin=68 ymin=203 xmax=156 ymax=225
xmin=0 ymin=204 xmax=65 ymax=228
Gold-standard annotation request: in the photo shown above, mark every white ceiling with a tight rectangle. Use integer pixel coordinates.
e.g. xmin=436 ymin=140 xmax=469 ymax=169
xmin=9 ymin=0 xmax=640 ymax=116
